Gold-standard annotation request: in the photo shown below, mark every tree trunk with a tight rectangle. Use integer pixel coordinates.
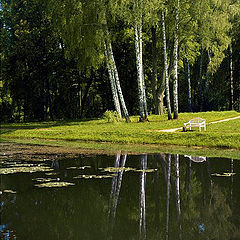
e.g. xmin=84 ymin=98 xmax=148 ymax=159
xmin=173 ymin=0 xmax=179 ymax=119
xmin=80 ymin=78 xmax=93 ymax=118
xmin=135 ymin=22 xmax=148 ymax=122
xmin=162 ymin=11 xmax=172 ymax=120
xmin=151 ymin=27 xmax=158 ymax=114
xmin=104 ymin=23 xmax=130 ymax=122
xmin=104 ymin=42 xmax=122 ymax=120
xmin=229 ymin=44 xmax=234 ymax=110
xmin=107 ymin=39 xmax=131 ymax=122
xmin=183 ymin=54 xmax=192 ymax=112
xmin=198 ymin=50 xmax=203 ymax=111
xmin=204 ymin=49 xmax=211 ymax=111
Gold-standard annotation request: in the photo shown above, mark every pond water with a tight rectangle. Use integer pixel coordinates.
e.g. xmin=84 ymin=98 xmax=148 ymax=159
xmin=0 ymin=152 xmax=240 ymax=239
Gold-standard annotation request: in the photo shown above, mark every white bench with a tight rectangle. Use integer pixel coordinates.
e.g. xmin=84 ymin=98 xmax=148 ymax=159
xmin=184 ymin=117 xmax=206 ymax=132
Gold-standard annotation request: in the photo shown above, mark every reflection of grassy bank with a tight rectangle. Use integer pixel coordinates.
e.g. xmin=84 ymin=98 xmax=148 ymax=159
xmin=1 ymin=137 xmax=240 ymax=160
xmin=1 ymin=111 xmax=240 ymax=158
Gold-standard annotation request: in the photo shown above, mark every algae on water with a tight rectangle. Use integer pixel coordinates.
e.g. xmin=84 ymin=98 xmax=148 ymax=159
xmin=35 ymin=182 xmax=75 ymax=188
xmin=0 ymin=166 xmax=53 ymax=175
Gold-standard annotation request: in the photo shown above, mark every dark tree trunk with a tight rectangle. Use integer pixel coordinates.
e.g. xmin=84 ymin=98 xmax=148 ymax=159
xmin=183 ymin=53 xmax=192 ymax=112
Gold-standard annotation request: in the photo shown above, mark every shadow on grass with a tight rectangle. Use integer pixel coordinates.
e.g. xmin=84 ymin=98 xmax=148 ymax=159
xmin=1 ymin=118 xmax=101 ymax=131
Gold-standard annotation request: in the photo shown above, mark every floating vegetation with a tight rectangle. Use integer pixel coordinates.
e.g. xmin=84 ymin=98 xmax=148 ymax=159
xmin=0 ymin=166 xmax=53 ymax=175
xmin=66 ymin=166 xmax=91 ymax=170
xmin=73 ymin=174 xmax=116 ymax=179
xmin=3 ymin=190 xmax=17 ymax=194
xmin=32 ymin=177 xmax=57 ymax=183
xmin=211 ymin=173 xmax=236 ymax=177
xmin=45 ymin=172 xmax=58 ymax=176
xmin=102 ymin=167 xmax=157 ymax=173
xmin=135 ymin=169 xmax=158 ymax=173
xmin=102 ymin=167 xmax=136 ymax=172
xmin=35 ymin=182 xmax=75 ymax=188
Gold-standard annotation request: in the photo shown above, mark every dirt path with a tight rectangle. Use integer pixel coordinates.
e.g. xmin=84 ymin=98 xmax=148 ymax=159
xmin=157 ymin=115 xmax=240 ymax=133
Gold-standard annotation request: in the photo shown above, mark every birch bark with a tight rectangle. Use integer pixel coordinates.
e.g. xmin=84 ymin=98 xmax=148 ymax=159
xmin=173 ymin=0 xmax=179 ymax=119
xmin=105 ymin=49 xmax=122 ymax=120
xmin=230 ymin=44 xmax=234 ymax=110
xmin=162 ymin=11 xmax=172 ymax=120
xmin=107 ymin=39 xmax=131 ymax=122
xmin=183 ymin=54 xmax=192 ymax=112
xmin=135 ymin=22 xmax=148 ymax=121
xmin=198 ymin=50 xmax=203 ymax=111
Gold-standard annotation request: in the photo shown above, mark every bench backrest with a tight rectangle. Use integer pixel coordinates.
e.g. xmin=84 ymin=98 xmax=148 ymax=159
xmin=189 ymin=117 xmax=205 ymax=123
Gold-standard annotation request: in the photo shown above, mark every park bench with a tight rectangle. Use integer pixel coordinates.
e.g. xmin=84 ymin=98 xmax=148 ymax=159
xmin=183 ymin=117 xmax=206 ymax=132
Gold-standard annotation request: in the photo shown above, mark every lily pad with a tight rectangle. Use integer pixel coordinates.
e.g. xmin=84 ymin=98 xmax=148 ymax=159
xmin=0 ymin=166 xmax=53 ymax=175
xmin=3 ymin=190 xmax=17 ymax=194
xmin=32 ymin=177 xmax=57 ymax=183
xmin=211 ymin=173 xmax=236 ymax=177
xmin=73 ymin=174 xmax=116 ymax=179
xmin=35 ymin=182 xmax=75 ymax=188
xmin=45 ymin=172 xmax=58 ymax=176
xmin=66 ymin=166 xmax=91 ymax=170
xmin=103 ymin=167 xmax=136 ymax=172
xmin=134 ymin=169 xmax=157 ymax=173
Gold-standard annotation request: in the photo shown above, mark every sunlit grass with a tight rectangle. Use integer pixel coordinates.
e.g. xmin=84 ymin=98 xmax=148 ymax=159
xmin=1 ymin=111 xmax=240 ymax=150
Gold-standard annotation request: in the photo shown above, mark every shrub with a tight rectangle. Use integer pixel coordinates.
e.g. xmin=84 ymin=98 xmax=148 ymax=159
xmin=103 ymin=110 xmax=121 ymax=123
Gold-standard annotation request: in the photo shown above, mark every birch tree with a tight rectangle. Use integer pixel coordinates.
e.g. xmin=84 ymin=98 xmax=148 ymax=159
xmin=49 ymin=0 xmax=130 ymax=121
xmin=115 ymin=0 xmax=160 ymax=121
xmin=162 ymin=11 xmax=172 ymax=120
xmin=172 ymin=0 xmax=180 ymax=119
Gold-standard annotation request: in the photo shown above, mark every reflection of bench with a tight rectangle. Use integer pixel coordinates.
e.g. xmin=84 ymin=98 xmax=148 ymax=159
xmin=183 ymin=117 xmax=206 ymax=132
xmin=184 ymin=155 xmax=206 ymax=162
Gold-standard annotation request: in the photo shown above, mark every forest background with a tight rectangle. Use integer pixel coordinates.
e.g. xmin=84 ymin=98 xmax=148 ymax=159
xmin=0 ymin=0 xmax=240 ymax=123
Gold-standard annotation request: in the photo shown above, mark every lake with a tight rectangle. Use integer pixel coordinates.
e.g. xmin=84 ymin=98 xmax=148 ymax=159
xmin=0 ymin=150 xmax=240 ymax=239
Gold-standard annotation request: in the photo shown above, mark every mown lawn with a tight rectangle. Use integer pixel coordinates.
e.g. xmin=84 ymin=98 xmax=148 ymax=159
xmin=1 ymin=111 xmax=240 ymax=150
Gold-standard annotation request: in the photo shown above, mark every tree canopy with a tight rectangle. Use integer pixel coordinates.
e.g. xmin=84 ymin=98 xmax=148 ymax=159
xmin=0 ymin=0 xmax=239 ymax=122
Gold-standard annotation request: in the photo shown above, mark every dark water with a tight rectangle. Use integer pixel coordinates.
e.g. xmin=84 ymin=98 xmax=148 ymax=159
xmin=1 ymin=153 xmax=240 ymax=240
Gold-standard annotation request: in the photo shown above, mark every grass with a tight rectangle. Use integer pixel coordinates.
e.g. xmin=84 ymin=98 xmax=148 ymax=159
xmin=1 ymin=111 xmax=240 ymax=158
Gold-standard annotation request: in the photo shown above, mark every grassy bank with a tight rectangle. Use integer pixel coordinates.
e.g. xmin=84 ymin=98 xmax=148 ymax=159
xmin=1 ymin=111 xmax=240 ymax=158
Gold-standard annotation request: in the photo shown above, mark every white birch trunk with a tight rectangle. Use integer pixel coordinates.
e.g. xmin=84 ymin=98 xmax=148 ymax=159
xmin=107 ymin=40 xmax=130 ymax=122
xmin=184 ymin=55 xmax=192 ymax=112
xmin=135 ymin=22 xmax=148 ymax=121
xmin=173 ymin=0 xmax=179 ymax=119
xmin=104 ymin=42 xmax=122 ymax=120
xmin=162 ymin=11 xmax=172 ymax=120
xmin=198 ymin=50 xmax=203 ymax=111
xmin=230 ymin=44 xmax=234 ymax=110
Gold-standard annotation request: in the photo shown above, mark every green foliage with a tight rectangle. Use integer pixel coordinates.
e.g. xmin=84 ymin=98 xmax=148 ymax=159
xmin=103 ymin=110 xmax=121 ymax=123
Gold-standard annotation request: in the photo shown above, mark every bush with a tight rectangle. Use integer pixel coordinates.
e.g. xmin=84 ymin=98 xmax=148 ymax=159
xmin=103 ymin=110 xmax=121 ymax=123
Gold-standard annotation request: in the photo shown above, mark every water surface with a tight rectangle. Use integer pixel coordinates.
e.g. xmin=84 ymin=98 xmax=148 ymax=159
xmin=1 ymin=152 xmax=240 ymax=239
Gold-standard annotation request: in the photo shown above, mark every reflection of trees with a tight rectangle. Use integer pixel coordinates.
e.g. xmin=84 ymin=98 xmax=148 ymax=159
xmin=1 ymin=153 xmax=239 ymax=240
xmin=202 ymin=185 xmax=234 ymax=239
xmin=165 ymin=154 xmax=171 ymax=240
xmin=108 ymin=152 xmax=127 ymax=239
xmin=174 ymin=155 xmax=182 ymax=240
xmin=139 ymin=154 xmax=147 ymax=240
